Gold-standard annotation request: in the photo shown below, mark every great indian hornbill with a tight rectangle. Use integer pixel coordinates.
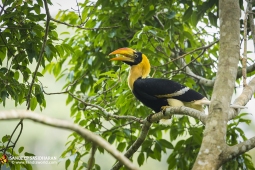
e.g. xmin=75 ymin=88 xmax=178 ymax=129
xmin=109 ymin=47 xmax=246 ymax=113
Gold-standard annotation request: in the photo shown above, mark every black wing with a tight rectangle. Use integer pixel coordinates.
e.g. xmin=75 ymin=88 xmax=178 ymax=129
xmin=132 ymin=78 xmax=204 ymax=112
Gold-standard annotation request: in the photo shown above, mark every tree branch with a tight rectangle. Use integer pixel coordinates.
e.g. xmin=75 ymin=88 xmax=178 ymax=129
xmin=111 ymin=106 xmax=206 ymax=169
xmin=42 ymin=74 xmax=144 ymax=124
xmin=112 ymin=121 xmax=151 ymax=170
xmin=242 ymin=1 xmax=249 ymax=86
xmin=193 ymin=0 xmax=241 ymax=168
xmin=157 ymin=40 xmax=219 ymax=68
xmin=228 ymin=76 xmax=255 ymax=120
xmin=180 ymin=58 xmax=215 ymax=86
xmin=161 ymin=106 xmax=207 ymax=124
xmin=237 ymin=63 xmax=255 ymax=79
xmin=87 ymin=143 xmax=97 ymax=170
xmin=2 ymin=119 xmax=23 ymax=154
xmin=221 ymin=136 xmax=255 ymax=162
xmin=26 ymin=0 xmax=50 ymax=109
xmin=50 ymin=18 xmax=120 ymax=30
xmin=0 ymin=110 xmax=139 ymax=170
xmin=0 ymin=0 xmax=8 ymax=17
xmin=153 ymin=15 xmax=164 ymax=29
xmin=247 ymin=0 xmax=255 ymax=52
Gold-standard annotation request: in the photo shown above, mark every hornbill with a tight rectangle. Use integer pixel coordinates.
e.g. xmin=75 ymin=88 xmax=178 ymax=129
xmin=109 ymin=47 xmax=246 ymax=113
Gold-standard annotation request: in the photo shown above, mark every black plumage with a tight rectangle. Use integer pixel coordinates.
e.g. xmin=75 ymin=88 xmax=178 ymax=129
xmin=133 ymin=78 xmax=204 ymax=112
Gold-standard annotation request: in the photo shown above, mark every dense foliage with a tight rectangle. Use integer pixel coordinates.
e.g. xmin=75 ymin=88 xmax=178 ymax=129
xmin=0 ymin=0 xmax=255 ymax=169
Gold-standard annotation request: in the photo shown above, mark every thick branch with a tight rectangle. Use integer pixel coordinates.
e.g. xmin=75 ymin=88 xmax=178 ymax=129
xmin=193 ymin=0 xmax=241 ymax=169
xmin=150 ymin=106 xmax=207 ymax=124
xmin=229 ymin=76 xmax=255 ymax=119
xmin=237 ymin=62 xmax=255 ymax=79
xmin=0 ymin=110 xmax=138 ymax=170
xmin=221 ymin=136 xmax=255 ymax=162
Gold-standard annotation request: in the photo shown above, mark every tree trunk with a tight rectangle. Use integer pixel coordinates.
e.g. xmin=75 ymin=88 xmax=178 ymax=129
xmin=192 ymin=0 xmax=240 ymax=169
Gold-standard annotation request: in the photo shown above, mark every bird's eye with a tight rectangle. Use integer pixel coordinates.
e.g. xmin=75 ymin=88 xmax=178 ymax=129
xmin=134 ymin=53 xmax=138 ymax=58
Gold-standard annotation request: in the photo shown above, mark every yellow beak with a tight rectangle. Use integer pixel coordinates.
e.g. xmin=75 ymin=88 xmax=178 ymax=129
xmin=109 ymin=48 xmax=136 ymax=62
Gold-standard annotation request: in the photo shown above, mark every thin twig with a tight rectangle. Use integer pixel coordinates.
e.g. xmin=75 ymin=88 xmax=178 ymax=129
xmin=0 ymin=0 xmax=8 ymax=16
xmin=155 ymin=40 xmax=219 ymax=68
xmin=87 ymin=143 xmax=97 ymax=170
xmin=80 ymin=2 xmax=96 ymax=26
xmin=3 ymin=119 xmax=23 ymax=155
xmin=163 ymin=48 xmax=206 ymax=75
xmin=112 ymin=120 xmax=151 ymax=170
xmin=41 ymin=71 xmax=144 ymax=123
xmin=153 ymin=15 xmax=164 ymax=29
xmin=26 ymin=0 xmax=51 ymax=109
xmin=50 ymin=18 xmax=120 ymax=30
xmin=75 ymin=0 xmax=83 ymax=24
xmin=102 ymin=120 xmax=137 ymax=134
xmin=247 ymin=0 xmax=255 ymax=52
xmin=242 ymin=1 xmax=249 ymax=87
xmin=68 ymin=92 xmax=110 ymax=116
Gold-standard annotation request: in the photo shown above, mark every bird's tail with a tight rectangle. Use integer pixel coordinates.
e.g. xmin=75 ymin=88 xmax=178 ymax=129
xmin=197 ymin=98 xmax=247 ymax=109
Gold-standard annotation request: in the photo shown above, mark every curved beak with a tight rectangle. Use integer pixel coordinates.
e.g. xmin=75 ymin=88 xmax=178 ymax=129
xmin=109 ymin=48 xmax=136 ymax=62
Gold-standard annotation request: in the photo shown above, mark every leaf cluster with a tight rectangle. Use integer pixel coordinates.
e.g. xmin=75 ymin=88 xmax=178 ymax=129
xmin=1 ymin=0 xmax=255 ymax=169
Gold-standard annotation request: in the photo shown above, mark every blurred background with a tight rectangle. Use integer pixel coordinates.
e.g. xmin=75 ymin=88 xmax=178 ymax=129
xmin=1 ymin=0 xmax=255 ymax=169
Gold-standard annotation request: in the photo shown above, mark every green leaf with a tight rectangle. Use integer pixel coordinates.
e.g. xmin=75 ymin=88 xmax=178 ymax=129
xmin=1 ymin=90 xmax=8 ymax=106
xmin=108 ymin=134 xmax=116 ymax=144
xmin=208 ymin=12 xmax=218 ymax=27
xmin=117 ymin=142 xmax=126 ymax=152
xmin=158 ymin=139 xmax=174 ymax=149
xmin=18 ymin=146 xmax=24 ymax=153
xmin=53 ymin=63 xmax=61 ymax=77
xmin=191 ymin=10 xmax=199 ymax=26
xmin=73 ymin=152 xmax=81 ymax=170
xmin=26 ymin=48 xmax=37 ymax=63
xmin=2 ymin=135 xmax=11 ymax=143
xmin=34 ymin=4 xmax=41 ymax=14
xmin=120 ymin=0 xmax=127 ymax=6
xmin=154 ymin=142 xmax=162 ymax=161
xmin=14 ymin=71 xmax=20 ymax=80
xmin=21 ymin=164 xmax=33 ymax=170
xmin=166 ymin=11 xmax=176 ymax=19
xmin=167 ymin=152 xmax=177 ymax=169
xmin=65 ymin=159 xmax=70 ymax=170
xmin=24 ymin=152 xmax=35 ymax=156
xmin=30 ymin=97 xmax=37 ymax=111
xmin=0 ymin=67 xmax=8 ymax=73
xmin=79 ymin=120 xmax=87 ymax=126
xmin=45 ymin=45 xmax=52 ymax=58
xmin=123 ymin=129 xmax=131 ymax=137
xmin=183 ymin=6 xmax=193 ymax=21
xmin=137 ymin=152 xmax=145 ymax=166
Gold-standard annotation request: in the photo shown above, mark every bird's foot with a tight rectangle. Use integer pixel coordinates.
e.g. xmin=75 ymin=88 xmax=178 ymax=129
xmin=161 ymin=106 xmax=172 ymax=119
xmin=146 ymin=113 xmax=156 ymax=123
xmin=161 ymin=106 xmax=169 ymax=115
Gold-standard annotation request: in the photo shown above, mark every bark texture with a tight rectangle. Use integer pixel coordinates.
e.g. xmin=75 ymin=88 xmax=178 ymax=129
xmin=192 ymin=0 xmax=240 ymax=169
